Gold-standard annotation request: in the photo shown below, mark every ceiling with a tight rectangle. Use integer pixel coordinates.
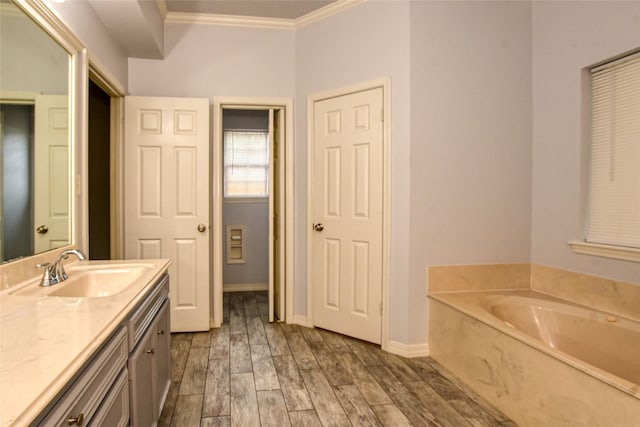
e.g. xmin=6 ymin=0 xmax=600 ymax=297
xmin=163 ymin=0 xmax=336 ymax=20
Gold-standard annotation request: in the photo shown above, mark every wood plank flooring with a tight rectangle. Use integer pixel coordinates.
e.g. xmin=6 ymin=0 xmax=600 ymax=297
xmin=159 ymin=291 xmax=515 ymax=427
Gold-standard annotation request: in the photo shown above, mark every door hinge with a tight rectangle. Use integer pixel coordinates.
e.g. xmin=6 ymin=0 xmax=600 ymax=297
xmin=380 ymin=108 xmax=384 ymax=122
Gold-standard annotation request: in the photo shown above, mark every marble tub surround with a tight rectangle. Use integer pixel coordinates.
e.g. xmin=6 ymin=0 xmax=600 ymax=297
xmin=428 ymin=263 xmax=530 ymax=293
xmin=0 ymin=258 xmax=171 ymax=426
xmin=429 ymin=290 xmax=639 ymax=398
xmin=531 ymin=264 xmax=640 ymax=322
xmin=429 ymin=299 xmax=640 ymax=427
xmin=428 ymin=262 xmax=640 ymax=321
xmin=427 ymin=263 xmax=640 ymax=425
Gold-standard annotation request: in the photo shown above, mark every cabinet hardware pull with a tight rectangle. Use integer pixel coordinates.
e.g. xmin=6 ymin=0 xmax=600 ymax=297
xmin=157 ymin=329 xmax=165 ymax=335
xmin=145 ymin=348 xmax=155 ymax=354
xmin=67 ymin=413 xmax=84 ymax=426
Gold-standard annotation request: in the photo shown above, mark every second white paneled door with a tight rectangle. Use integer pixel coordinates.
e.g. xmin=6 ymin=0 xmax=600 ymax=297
xmin=311 ymin=87 xmax=384 ymax=344
xmin=34 ymin=95 xmax=69 ymax=253
xmin=124 ymin=96 xmax=210 ymax=332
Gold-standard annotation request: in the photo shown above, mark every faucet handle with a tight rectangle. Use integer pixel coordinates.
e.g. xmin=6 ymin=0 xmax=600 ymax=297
xmin=36 ymin=263 xmax=57 ymax=287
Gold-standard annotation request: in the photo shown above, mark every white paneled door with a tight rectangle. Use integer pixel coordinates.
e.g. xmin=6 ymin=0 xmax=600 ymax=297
xmin=125 ymin=96 xmax=210 ymax=332
xmin=34 ymin=95 xmax=70 ymax=253
xmin=311 ymin=87 xmax=383 ymax=344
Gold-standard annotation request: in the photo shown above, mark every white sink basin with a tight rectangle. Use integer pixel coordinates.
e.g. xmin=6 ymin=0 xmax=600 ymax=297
xmin=9 ymin=263 xmax=152 ymax=298
xmin=48 ymin=268 xmax=146 ymax=298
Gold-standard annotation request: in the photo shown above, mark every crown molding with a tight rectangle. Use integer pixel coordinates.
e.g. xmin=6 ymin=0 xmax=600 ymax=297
xmin=295 ymin=0 xmax=364 ymax=29
xmin=165 ymin=11 xmax=295 ymax=29
xmin=164 ymin=0 xmax=365 ymax=30
xmin=156 ymin=0 xmax=168 ymax=20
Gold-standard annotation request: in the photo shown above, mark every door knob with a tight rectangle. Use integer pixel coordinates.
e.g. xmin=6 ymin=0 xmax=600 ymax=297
xmin=197 ymin=224 xmax=207 ymax=233
xmin=313 ymin=223 xmax=324 ymax=232
xmin=36 ymin=225 xmax=49 ymax=234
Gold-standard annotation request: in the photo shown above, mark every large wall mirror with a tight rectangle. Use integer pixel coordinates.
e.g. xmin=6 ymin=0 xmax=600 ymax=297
xmin=0 ymin=0 xmax=82 ymax=264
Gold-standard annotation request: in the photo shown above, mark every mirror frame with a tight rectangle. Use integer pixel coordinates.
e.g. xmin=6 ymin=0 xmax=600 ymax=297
xmin=1 ymin=0 xmax=86 ymax=273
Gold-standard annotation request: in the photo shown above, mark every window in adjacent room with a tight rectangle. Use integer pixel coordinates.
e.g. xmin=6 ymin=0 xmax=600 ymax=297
xmin=575 ymin=52 xmax=640 ymax=260
xmin=223 ymin=130 xmax=269 ymax=198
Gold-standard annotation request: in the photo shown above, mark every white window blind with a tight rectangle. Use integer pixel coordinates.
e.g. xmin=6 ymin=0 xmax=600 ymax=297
xmin=224 ymin=130 xmax=269 ymax=197
xmin=587 ymin=53 xmax=640 ymax=248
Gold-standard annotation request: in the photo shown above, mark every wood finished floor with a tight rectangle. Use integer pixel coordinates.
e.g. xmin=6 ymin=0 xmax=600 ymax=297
xmin=159 ymin=291 xmax=515 ymax=427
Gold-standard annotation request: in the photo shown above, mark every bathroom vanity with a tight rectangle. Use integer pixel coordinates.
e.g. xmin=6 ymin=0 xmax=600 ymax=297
xmin=0 ymin=2 xmax=172 ymax=425
xmin=0 ymin=259 xmax=172 ymax=427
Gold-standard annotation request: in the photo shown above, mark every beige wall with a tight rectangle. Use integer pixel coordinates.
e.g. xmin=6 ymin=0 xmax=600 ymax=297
xmin=128 ymin=24 xmax=295 ymax=98
xmin=531 ymin=1 xmax=640 ymax=284
xmin=410 ymin=1 xmax=533 ymax=344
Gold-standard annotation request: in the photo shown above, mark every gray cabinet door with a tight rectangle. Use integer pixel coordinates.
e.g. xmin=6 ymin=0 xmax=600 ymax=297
xmin=153 ymin=300 xmax=171 ymax=415
xmin=128 ymin=326 xmax=155 ymax=427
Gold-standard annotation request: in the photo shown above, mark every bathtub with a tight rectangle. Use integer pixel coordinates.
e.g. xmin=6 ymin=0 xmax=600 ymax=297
xmin=481 ymin=294 xmax=640 ymax=387
xmin=429 ymin=290 xmax=640 ymax=426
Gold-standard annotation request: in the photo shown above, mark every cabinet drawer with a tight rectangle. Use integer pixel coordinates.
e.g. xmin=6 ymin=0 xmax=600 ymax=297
xmin=89 ymin=368 xmax=129 ymax=427
xmin=36 ymin=327 xmax=128 ymax=426
xmin=128 ymin=274 xmax=169 ymax=349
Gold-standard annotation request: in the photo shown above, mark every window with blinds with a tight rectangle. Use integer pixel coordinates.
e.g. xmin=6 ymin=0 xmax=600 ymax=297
xmin=587 ymin=53 xmax=640 ymax=249
xmin=224 ymin=130 xmax=269 ymax=197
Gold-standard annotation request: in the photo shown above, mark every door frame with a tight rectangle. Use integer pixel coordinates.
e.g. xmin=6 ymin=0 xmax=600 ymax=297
xmin=212 ymin=97 xmax=294 ymax=327
xmin=306 ymin=78 xmax=391 ymax=350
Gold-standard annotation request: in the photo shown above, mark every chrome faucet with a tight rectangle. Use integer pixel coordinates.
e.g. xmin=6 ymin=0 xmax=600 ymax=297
xmin=36 ymin=249 xmax=87 ymax=287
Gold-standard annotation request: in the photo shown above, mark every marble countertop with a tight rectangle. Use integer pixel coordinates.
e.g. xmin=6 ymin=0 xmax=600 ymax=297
xmin=0 ymin=259 xmax=171 ymax=426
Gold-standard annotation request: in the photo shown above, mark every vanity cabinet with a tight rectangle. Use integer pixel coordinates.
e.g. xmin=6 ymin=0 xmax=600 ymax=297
xmin=34 ymin=327 xmax=129 ymax=426
xmin=90 ymin=368 xmax=130 ymax=426
xmin=29 ymin=272 xmax=171 ymax=427
xmin=128 ymin=274 xmax=171 ymax=426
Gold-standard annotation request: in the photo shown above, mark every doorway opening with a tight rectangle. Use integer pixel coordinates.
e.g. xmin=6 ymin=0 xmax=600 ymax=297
xmin=88 ymin=79 xmax=111 ymax=259
xmin=213 ymin=98 xmax=294 ymax=328
xmin=221 ymin=109 xmax=271 ymax=296
xmin=86 ymin=63 xmax=126 ymax=260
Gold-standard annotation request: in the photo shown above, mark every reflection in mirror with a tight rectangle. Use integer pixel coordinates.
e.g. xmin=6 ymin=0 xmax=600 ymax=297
xmin=0 ymin=0 xmax=71 ymax=263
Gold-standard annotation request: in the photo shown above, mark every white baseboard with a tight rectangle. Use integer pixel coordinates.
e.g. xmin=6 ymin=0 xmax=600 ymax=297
xmin=384 ymin=340 xmax=429 ymax=358
xmin=291 ymin=314 xmax=310 ymax=327
xmin=223 ymin=282 xmax=268 ymax=292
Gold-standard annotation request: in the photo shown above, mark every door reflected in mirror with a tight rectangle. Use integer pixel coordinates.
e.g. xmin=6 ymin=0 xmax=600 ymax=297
xmin=0 ymin=0 xmax=71 ymax=263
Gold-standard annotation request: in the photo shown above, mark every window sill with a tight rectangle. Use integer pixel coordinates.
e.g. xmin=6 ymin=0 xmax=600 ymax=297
xmin=568 ymin=241 xmax=640 ymax=263
xmin=223 ymin=197 xmax=268 ymax=204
